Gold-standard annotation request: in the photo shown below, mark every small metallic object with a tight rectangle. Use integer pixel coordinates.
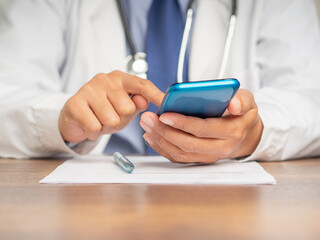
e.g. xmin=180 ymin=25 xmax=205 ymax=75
xmin=116 ymin=0 xmax=148 ymax=79
xmin=126 ymin=52 xmax=148 ymax=79
xmin=113 ymin=152 xmax=135 ymax=173
xmin=117 ymin=0 xmax=238 ymax=83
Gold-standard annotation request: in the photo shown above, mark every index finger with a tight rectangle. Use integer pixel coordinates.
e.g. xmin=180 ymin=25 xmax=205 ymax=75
xmin=113 ymin=71 xmax=165 ymax=107
xmin=159 ymin=112 xmax=241 ymax=139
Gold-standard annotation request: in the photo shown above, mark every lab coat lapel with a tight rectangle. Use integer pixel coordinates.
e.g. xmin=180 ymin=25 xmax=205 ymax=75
xmin=189 ymin=0 xmax=231 ymax=81
xmin=86 ymin=0 xmax=126 ymax=72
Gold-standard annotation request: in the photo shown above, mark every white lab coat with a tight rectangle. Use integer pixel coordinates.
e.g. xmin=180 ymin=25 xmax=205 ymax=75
xmin=0 ymin=0 xmax=320 ymax=160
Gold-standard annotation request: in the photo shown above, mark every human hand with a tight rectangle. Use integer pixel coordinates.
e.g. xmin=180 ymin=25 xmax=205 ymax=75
xmin=59 ymin=71 xmax=164 ymax=143
xmin=140 ymin=89 xmax=263 ymax=163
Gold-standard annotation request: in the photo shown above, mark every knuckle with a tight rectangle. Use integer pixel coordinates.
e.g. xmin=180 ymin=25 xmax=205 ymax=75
xmin=179 ymin=120 xmax=188 ymax=133
xmin=159 ymin=125 xmax=169 ymax=137
xmin=226 ymin=121 xmax=238 ymax=136
xmin=87 ymin=123 xmax=102 ymax=134
xmin=82 ymin=83 xmax=96 ymax=94
xmin=108 ymin=70 xmax=124 ymax=82
xmin=156 ymin=135 xmax=166 ymax=147
xmin=106 ymin=116 xmax=121 ymax=128
xmin=175 ymin=152 xmax=190 ymax=163
xmin=232 ymin=129 xmax=244 ymax=141
xmin=110 ymin=70 xmax=122 ymax=75
xmin=65 ymin=96 xmax=81 ymax=117
xmin=220 ymin=145 xmax=234 ymax=158
xmin=181 ymin=139 xmax=197 ymax=153
xmin=67 ymin=95 xmax=80 ymax=107
xmin=250 ymin=107 xmax=259 ymax=117
xmin=92 ymin=73 xmax=111 ymax=86
xmin=138 ymin=78 xmax=152 ymax=89
xmin=118 ymin=103 xmax=136 ymax=116
xmin=64 ymin=99 xmax=73 ymax=113
xmin=193 ymin=125 xmax=210 ymax=138
xmin=94 ymin=72 xmax=106 ymax=79
xmin=92 ymin=73 xmax=109 ymax=84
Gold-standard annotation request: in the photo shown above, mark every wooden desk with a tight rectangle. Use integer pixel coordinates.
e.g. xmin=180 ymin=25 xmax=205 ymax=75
xmin=0 ymin=158 xmax=319 ymax=240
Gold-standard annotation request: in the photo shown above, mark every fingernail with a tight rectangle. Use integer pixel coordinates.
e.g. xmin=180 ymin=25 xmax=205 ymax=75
xmin=143 ymin=134 xmax=153 ymax=145
xmin=140 ymin=121 xmax=152 ymax=133
xmin=233 ymin=97 xmax=241 ymax=114
xmin=141 ymin=115 xmax=154 ymax=127
xmin=159 ymin=116 xmax=174 ymax=126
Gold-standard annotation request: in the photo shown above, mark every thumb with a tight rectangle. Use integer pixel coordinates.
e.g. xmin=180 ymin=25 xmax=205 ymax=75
xmin=126 ymin=94 xmax=149 ymax=123
xmin=227 ymin=89 xmax=256 ymax=116
xmin=131 ymin=94 xmax=148 ymax=112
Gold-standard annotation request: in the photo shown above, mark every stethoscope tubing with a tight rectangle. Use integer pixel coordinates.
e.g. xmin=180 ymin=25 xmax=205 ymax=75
xmin=117 ymin=0 xmax=237 ymax=82
xmin=177 ymin=0 xmax=196 ymax=83
xmin=116 ymin=0 xmax=138 ymax=57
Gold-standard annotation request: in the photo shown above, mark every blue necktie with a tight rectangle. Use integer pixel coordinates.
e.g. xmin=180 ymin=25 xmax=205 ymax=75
xmin=145 ymin=0 xmax=186 ymax=153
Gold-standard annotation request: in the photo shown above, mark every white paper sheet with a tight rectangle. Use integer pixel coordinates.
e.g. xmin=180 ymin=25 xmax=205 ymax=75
xmin=40 ymin=155 xmax=276 ymax=184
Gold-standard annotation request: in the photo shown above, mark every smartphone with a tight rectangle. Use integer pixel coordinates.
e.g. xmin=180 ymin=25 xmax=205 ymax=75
xmin=157 ymin=78 xmax=240 ymax=118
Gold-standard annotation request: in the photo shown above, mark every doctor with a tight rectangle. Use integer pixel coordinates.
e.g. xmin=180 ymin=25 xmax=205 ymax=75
xmin=0 ymin=0 xmax=320 ymax=162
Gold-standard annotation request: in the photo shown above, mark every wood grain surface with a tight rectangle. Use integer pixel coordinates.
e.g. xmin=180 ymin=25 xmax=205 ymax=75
xmin=1 ymin=157 xmax=320 ymax=240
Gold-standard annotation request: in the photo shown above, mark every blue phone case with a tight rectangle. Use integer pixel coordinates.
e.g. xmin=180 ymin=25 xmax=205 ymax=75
xmin=157 ymin=79 xmax=240 ymax=118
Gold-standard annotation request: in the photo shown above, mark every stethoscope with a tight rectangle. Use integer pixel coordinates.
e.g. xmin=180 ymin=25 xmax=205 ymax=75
xmin=116 ymin=0 xmax=237 ymax=82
